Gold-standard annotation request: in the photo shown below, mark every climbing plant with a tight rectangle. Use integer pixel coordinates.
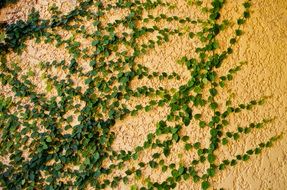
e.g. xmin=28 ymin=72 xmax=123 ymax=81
xmin=0 ymin=0 xmax=19 ymax=9
xmin=0 ymin=0 xmax=282 ymax=190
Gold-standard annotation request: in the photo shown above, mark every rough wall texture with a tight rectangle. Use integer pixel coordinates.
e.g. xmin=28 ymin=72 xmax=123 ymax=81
xmin=0 ymin=0 xmax=287 ymax=189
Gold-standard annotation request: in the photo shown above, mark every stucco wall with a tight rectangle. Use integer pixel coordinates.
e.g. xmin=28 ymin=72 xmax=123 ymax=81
xmin=0 ymin=0 xmax=287 ymax=189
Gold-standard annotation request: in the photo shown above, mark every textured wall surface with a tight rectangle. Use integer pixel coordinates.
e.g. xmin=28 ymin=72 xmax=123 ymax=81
xmin=0 ymin=0 xmax=287 ymax=189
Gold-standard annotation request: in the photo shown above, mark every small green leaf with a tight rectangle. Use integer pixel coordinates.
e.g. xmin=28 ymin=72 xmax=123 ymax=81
xmin=210 ymin=102 xmax=218 ymax=110
xmin=185 ymin=143 xmax=192 ymax=150
xmin=208 ymin=154 xmax=216 ymax=163
xmin=222 ymin=138 xmax=228 ymax=145
xmin=46 ymin=136 xmax=52 ymax=142
xmin=189 ymin=32 xmax=195 ymax=39
xmin=201 ymin=181 xmax=210 ymax=190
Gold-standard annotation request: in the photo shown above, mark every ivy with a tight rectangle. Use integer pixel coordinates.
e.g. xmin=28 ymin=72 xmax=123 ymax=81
xmin=0 ymin=0 xmax=19 ymax=8
xmin=0 ymin=0 xmax=282 ymax=189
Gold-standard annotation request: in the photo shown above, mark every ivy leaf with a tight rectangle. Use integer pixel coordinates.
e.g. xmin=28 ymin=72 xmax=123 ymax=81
xmin=46 ymin=136 xmax=52 ymax=142
xmin=54 ymin=163 xmax=63 ymax=170
xmin=201 ymin=181 xmax=210 ymax=190
xmin=189 ymin=32 xmax=195 ymax=39
xmin=208 ymin=154 xmax=216 ymax=163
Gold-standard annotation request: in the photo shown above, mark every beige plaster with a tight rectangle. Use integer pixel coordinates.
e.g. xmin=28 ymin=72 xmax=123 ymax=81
xmin=0 ymin=0 xmax=287 ymax=189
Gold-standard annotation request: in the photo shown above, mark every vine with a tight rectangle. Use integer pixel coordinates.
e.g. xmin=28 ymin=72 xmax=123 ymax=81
xmin=0 ymin=0 xmax=19 ymax=9
xmin=0 ymin=0 xmax=282 ymax=190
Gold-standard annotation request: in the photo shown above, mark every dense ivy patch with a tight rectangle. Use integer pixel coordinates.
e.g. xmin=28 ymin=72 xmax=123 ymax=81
xmin=0 ymin=0 xmax=19 ymax=9
xmin=0 ymin=0 xmax=282 ymax=189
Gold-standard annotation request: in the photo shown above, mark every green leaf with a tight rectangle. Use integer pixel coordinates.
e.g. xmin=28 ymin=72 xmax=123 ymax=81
xmin=54 ymin=163 xmax=63 ymax=170
xmin=90 ymin=60 xmax=96 ymax=67
xmin=182 ymin=136 xmax=189 ymax=142
xmin=84 ymin=158 xmax=90 ymax=165
xmin=189 ymin=32 xmax=195 ymax=39
xmin=185 ymin=143 xmax=192 ymax=150
xmin=243 ymin=2 xmax=251 ymax=8
xmin=208 ymin=154 xmax=216 ymax=163
xmin=237 ymin=19 xmax=245 ymax=25
xmin=210 ymin=128 xmax=218 ymax=137
xmin=171 ymin=169 xmax=178 ymax=178
xmin=194 ymin=86 xmax=202 ymax=93
xmin=209 ymin=88 xmax=217 ymax=96
xmin=201 ymin=181 xmax=210 ymax=190
xmin=210 ymin=102 xmax=218 ymax=110
xmin=207 ymin=167 xmax=215 ymax=177
xmin=125 ymin=169 xmax=132 ymax=175
xmin=46 ymin=136 xmax=52 ymax=142
xmin=152 ymin=153 xmax=160 ymax=159
xmin=194 ymin=114 xmax=201 ymax=120
xmin=94 ymin=152 xmax=100 ymax=161
xmin=135 ymin=169 xmax=142 ymax=177
xmin=199 ymin=121 xmax=206 ymax=128
xmin=235 ymin=29 xmax=243 ymax=36
xmin=46 ymin=176 xmax=53 ymax=183
xmin=244 ymin=11 xmax=250 ymax=18
xmin=193 ymin=142 xmax=201 ymax=149
xmin=178 ymin=166 xmax=185 ymax=175
xmin=222 ymin=138 xmax=228 ymax=145
xmin=172 ymin=134 xmax=179 ymax=142
xmin=92 ymin=40 xmax=99 ymax=46
xmin=162 ymin=165 xmax=168 ymax=172
xmin=66 ymin=116 xmax=73 ymax=123
xmin=242 ymin=154 xmax=250 ymax=161
xmin=233 ymin=133 xmax=240 ymax=140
